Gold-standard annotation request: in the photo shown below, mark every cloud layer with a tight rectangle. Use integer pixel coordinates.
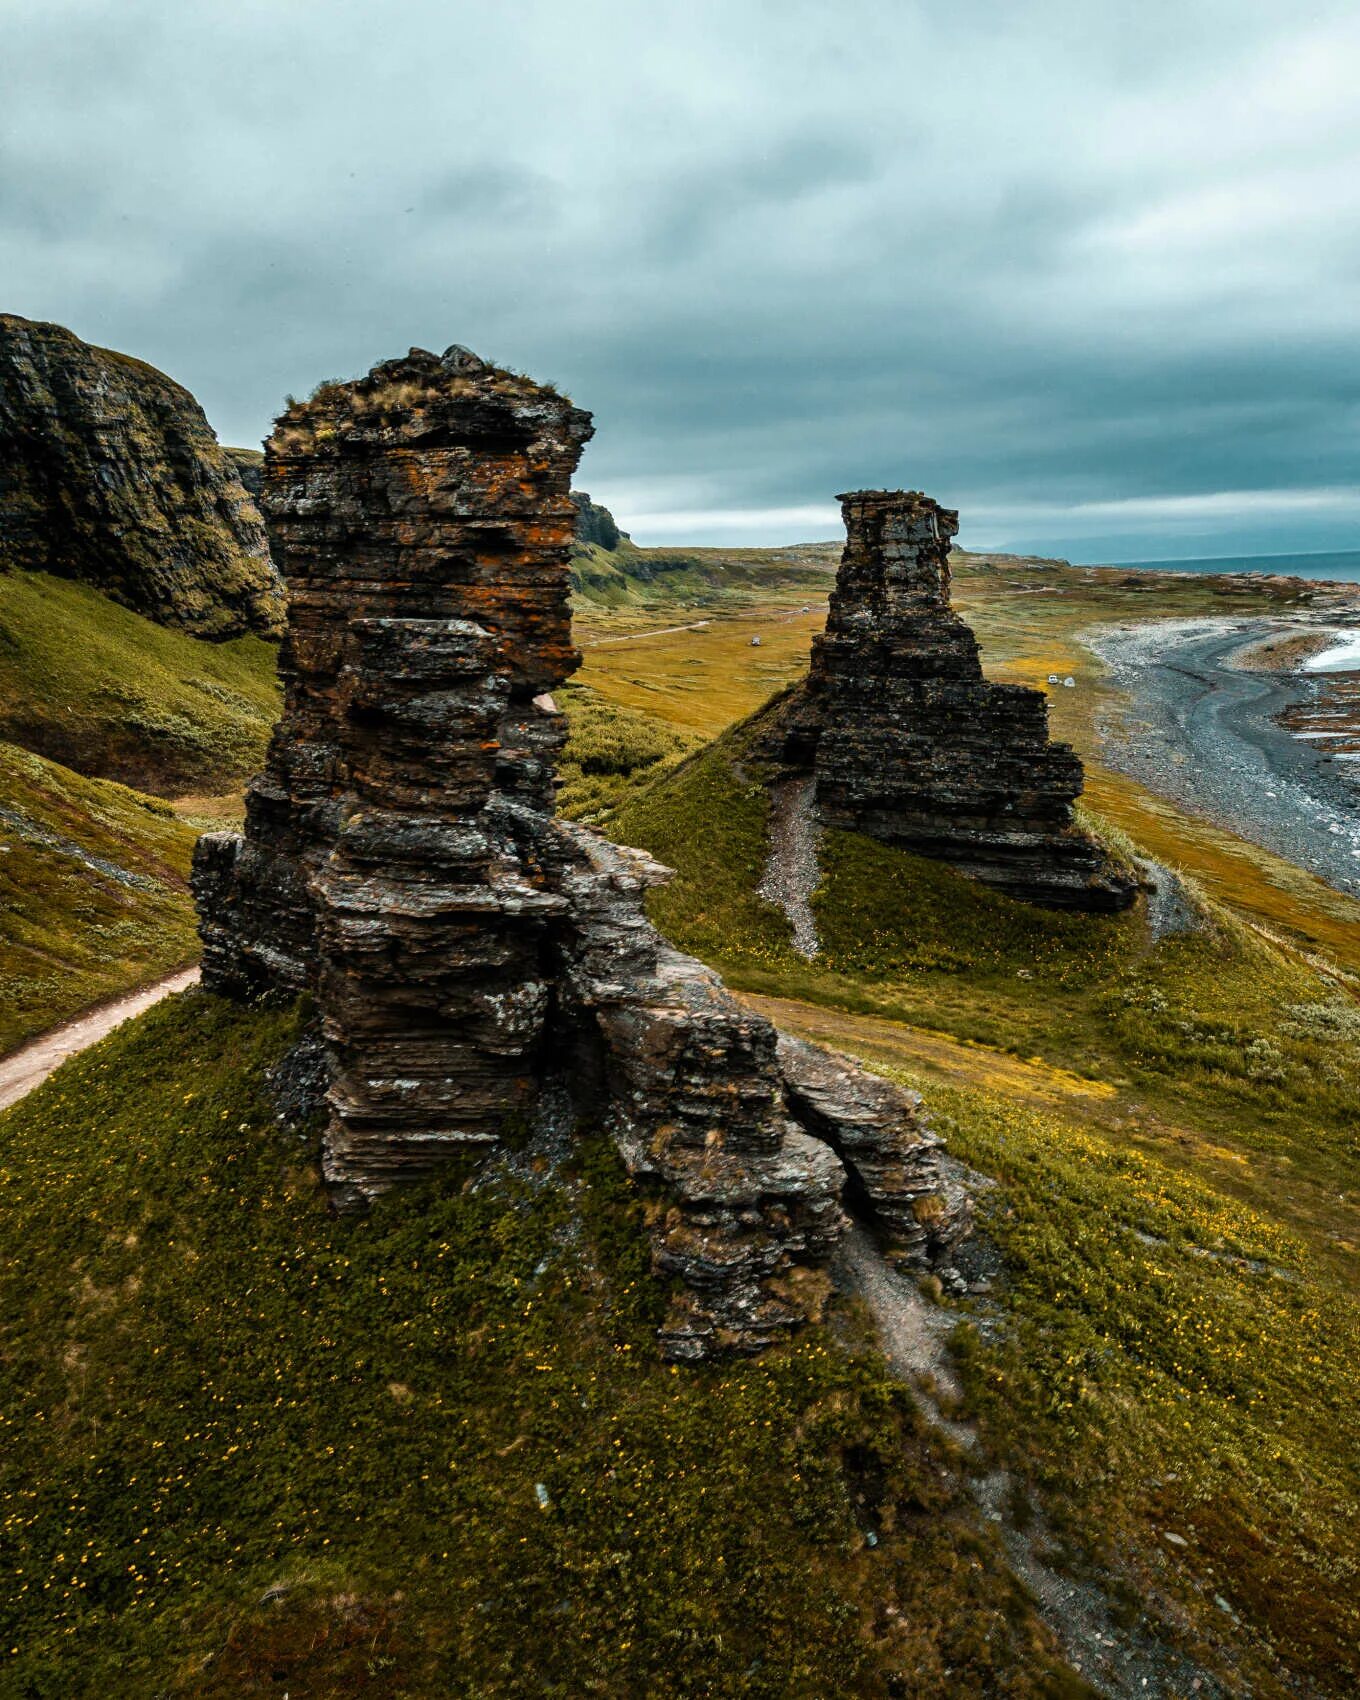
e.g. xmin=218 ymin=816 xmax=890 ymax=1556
xmin=5 ymin=0 xmax=1358 ymax=558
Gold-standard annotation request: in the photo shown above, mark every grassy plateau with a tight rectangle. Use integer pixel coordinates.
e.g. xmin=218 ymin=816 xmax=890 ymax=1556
xmin=3 ymin=539 xmax=1357 ymax=1696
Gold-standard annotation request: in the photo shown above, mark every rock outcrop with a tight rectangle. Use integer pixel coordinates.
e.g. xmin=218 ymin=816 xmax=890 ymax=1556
xmin=771 ymin=489 xmax=1136 ymax=911
xmin=0 ymin=314 xmax=283 ymax=639
xmin=571 ymin=489 xmax=625 ymax=551
xmin=194 ymin=349 xmax=970 ymax=1359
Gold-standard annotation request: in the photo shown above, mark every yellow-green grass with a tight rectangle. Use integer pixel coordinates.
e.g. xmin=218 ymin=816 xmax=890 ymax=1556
xmin=576 ymin=556 xmax=1360 ymax=973
xmin=757 ymin=992 xmax=1359 ymax=1691
xmin=0 ymin=570 xmax=280 ymax=795
xmin=609 ymin=732 xmax=1360 ymax=1693
xmin=571 ymin=536 xmax=836 ymax=613
xmin=574 ymin=605 xmax=828 ymax=739
xmin=0 ymin=741 xmax=198 ymax=1053
xmin=0 ymin=990 xmax=1090 ymax=1698
xmin=556 ymin=683 xmax=702 ymax=824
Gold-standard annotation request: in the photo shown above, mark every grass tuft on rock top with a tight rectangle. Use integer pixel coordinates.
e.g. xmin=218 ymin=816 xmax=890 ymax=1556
xmin=0 ymin=990 xmax=1087 ymax=1699
xmin=0 ymin=570 xmax=280 ymax=795
xmin=0 ymin=740 xmax=197 ymax=1053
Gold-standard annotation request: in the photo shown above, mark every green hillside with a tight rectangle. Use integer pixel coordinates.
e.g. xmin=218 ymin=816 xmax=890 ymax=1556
xmin=0 ymin=570 xmax=279 ymax=795
xmin=0 ymin=990 xmax=1086 ymax=1698
xmin=606 ymin=715 xmax=1360 ymax=1694
xmin=0 ymin=741 xmax=198 ymax=1051
xmin=571 ymin=536 xmax=836 ymax=611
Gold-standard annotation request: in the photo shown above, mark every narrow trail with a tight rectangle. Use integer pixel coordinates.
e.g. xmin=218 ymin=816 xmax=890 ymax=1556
xmin=0 ymin=967 xmax=199 ymax=1112
xmin=758 ymin=776 xmax=822 ymax=957
xmin=839 ymin=1223 xmax=1222 ymax=1700
xmin=588 ymin=619 xmax=714 ymax=646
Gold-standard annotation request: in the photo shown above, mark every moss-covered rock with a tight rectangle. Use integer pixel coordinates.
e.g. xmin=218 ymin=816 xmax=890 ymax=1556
xmin=0 ymin=315 xmax=283 ymax=640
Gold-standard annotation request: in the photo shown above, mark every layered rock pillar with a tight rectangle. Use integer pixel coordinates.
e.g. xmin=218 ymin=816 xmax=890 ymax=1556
xmin=193 ymin=358 xmax=972 ymax=1359
xmin=780 ymin=490 xmax=1136 ymax=911
xmin=194 ymin=347 xmax=592 ymax=1199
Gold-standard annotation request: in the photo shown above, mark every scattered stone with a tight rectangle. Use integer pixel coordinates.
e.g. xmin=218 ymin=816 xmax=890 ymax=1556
xmin=766 ymin=490 xmax=1137 ymax=911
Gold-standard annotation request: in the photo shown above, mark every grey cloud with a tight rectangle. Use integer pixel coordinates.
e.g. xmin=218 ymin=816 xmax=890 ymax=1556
xmin=3 ymin=0 xmax=1358 ymax=559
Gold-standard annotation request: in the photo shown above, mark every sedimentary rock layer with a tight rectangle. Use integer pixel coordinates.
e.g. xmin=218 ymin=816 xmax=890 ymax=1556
xmin=196 ymin=345 xmax=591 ymax=1202
xmin=194 ymin=353 xmax=971 ymax=1358
xmin=775 ymin=489 xmax=1136 ymax=911
xmin=0 ymin=313 xmax=282 ymax=639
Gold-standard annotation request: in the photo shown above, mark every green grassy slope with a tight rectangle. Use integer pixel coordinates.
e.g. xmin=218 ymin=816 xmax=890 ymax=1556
xmin=570 ymin=537 xmax=836 ymax=611
xmin=557 ymin=683 xmax=702 ymax=823
xmin=0 ymin=570 xmax=279 ymax=795
xmin=608 ymin=719 xmax=1360 ymax=1694
xmin=0 ymin=990 xmax=1088 ymax=1698
xmin=0 ymin=741 xmax=198 ymax=1052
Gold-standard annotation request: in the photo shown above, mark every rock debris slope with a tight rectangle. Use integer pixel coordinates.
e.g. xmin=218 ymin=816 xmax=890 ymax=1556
xmin=193 ymin=347 xmax=969 ymax=1359
xmin=769 ymin=489 xmax=1136 ymax=910
xmin=0 ymin=313 xmax=283 ymax=639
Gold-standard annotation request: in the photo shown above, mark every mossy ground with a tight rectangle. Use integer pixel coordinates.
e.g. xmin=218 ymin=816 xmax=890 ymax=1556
xmin=0 ymin=570 xmax=279 ymax=795
xmin=556 ymin=684 xmax=701 ymax=824
xmin=0 ymin=991 xmax=1090 ymax=1698
xmin=570 ymin=537 xmax=835 ymax=614
xmin=0 ymin=741 xmax=197 ymax=1053
xmin=608 ymin=722 xmax=1360 ymax=1695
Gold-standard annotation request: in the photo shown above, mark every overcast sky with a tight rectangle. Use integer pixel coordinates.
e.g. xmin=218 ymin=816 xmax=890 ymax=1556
xmin=4 ymin=0 xmax=1358 ymax=559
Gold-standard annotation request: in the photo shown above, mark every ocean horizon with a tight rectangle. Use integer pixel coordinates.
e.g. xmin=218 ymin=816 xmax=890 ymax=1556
xmin=1088 ymin=547 xmax=1360 ymax=584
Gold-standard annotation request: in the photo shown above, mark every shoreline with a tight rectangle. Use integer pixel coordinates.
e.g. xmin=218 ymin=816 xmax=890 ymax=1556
xmin=1083 ymin=617 xmax=1360 ymax=898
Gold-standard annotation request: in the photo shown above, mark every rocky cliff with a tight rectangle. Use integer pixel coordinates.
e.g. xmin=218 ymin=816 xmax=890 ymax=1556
xmin=0 ymin=314 xmax=283 ymax=639
xmin=193 ymin=348 xmax=969 ymax=1360
xmin=571 ymin=488 xmax=625 ymax=551
xmin=769 ymin=489 xmax=1137 ymax=911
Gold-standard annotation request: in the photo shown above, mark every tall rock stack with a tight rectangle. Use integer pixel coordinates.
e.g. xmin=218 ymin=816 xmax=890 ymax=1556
xmin=781 ymin=490 xmax=1136 ymax=911
xmin=194 ymin=353 xmax=972 ymax=1359
xmin=196 ymin=347 xmax=592 ymax=1200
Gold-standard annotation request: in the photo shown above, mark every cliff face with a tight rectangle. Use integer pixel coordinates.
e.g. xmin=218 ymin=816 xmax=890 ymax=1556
xmin=0 ymin=314 xmax=283 ymax=640
xmin=570 ymin=488 xmax=625 ymax=551
xmin=194 ymin=348 xmax=969 ymax=1361
xmin=772 ymin=489 xmax=1137 ymax=911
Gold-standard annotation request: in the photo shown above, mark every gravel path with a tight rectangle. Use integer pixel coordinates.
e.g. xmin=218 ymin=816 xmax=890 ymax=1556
xmin=758 ymin=776 xmax=822 ymax=957
xmin=0 ymin=968 xmax=199 ymax=1112
xmin=1087 ymin=617 xmax=1360 ymax=896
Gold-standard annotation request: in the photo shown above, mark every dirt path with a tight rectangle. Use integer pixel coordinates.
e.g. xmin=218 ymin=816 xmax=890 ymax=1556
xmin=757 ymin=776 xmax=821 ymax=957
xmin=0 ymin=967 xmax=199 ymax=1112
xmin=590 ymin=619 xmax=714 ymax=646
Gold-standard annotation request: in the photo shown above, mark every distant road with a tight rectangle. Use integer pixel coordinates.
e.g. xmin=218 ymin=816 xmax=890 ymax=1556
xmin=0 ymin=967 xmax=199 ymax=1112
xmin=1087 ymin=618 xmax=1360 ymax=896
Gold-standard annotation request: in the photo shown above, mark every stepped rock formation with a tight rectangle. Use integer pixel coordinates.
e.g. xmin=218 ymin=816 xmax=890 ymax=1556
xmin=773 ymin=489 xmax=1136 ymax=910
xmin=194 ymin=348 xmax=969 ymax=1359
xmin=0 ymin=313 xmax=283 ymax=639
